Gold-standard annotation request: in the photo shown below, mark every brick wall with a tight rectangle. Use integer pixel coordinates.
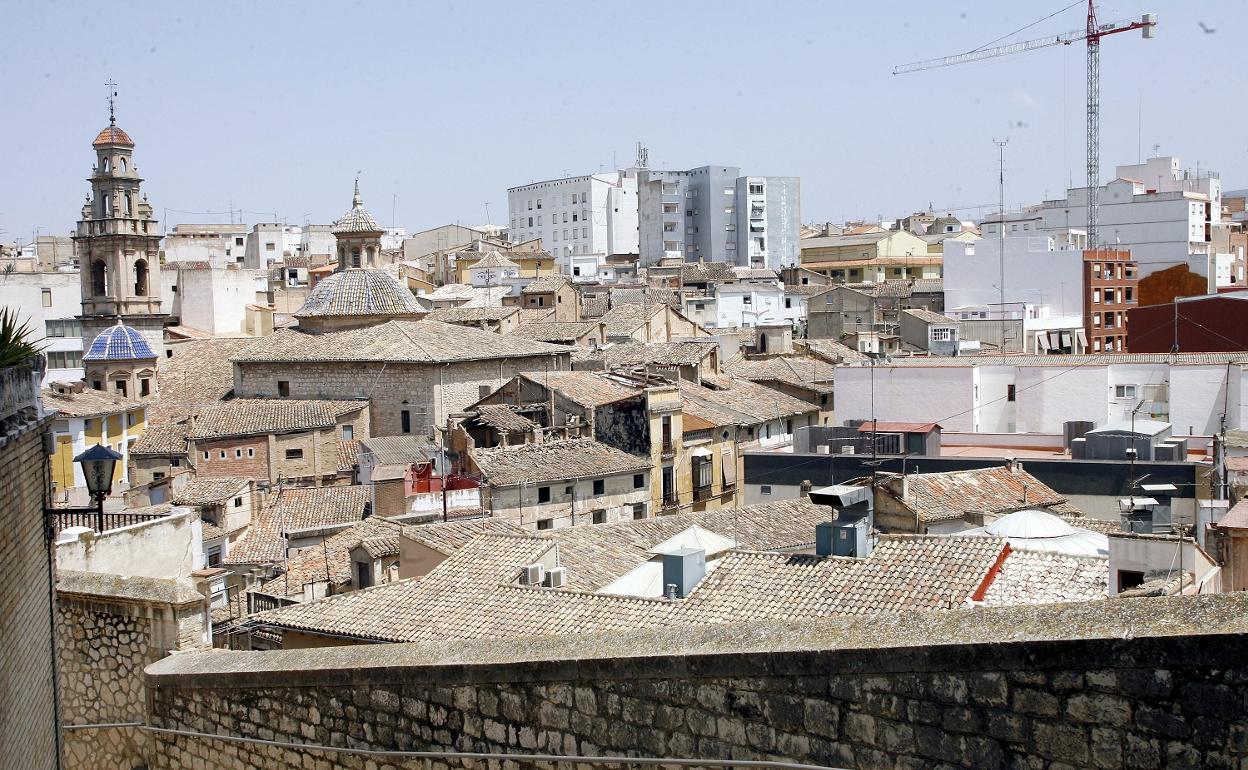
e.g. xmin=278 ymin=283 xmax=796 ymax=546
xmin=193 ymin=436 xmax=269 ymax=480
xmin=0 ymin=413 xmax=60 ymax=770
xmin=144 ymin=592 xmax=1248 ymax=769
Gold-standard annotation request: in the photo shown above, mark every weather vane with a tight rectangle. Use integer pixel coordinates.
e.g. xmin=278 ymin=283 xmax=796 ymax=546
xmin=105 ymin=78 xmax=118 ymax=125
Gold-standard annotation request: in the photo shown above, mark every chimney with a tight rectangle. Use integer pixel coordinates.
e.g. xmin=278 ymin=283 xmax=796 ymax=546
xmin=799 ymin=479 xmax=812 ymax=499
xmin=1004 ymin=457 xmax=1021 ymax=474
xmin=661 ymin=548 xmax=706 ymax=599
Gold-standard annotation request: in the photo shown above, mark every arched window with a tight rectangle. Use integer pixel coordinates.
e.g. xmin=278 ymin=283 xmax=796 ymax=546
xmin=91 ymin=260 xmax=108 ymax=296
xmin=124 ymin=193 xmax=132 ymax=215
xmin=120 ymin=156 xmax=128 ymax=173
xmin=102 ymin=157 xmax=110 ymax=173
xmin=366 ymin=246 xmax=375 ymax=266
xmin=758 ymin=333 xmax=768 ymax=354
xmin=102 ymin=196 xmax=111 ymax=217
xmin=351 ymin=248 xmax=361 ymax=268
xmin=133 ymin=259 xmax=149 ymax=296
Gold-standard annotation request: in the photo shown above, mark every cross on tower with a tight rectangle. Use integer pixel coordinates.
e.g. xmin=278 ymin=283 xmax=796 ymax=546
xmin=105 ymin=79 xmax=118 ymax=125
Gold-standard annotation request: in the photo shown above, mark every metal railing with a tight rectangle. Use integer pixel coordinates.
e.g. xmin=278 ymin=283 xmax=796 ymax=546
xmin=692 ymin=485 xmax=713 ymax=502
xmin=247 ymin=592 xmax=299 ymax=614
xmin=48 ymin=509 xmax=169 ymax=537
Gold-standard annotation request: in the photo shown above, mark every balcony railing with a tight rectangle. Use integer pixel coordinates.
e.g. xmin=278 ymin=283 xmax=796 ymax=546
xmin=693 ymin=485 xmax=713 ymax=502
xmin=661 ymin=438 xmax=674 ymax=457
xmin=248 ymin=592 xmax=299 ymax=614
xmin=48 ymin=509 xmax=170 ymax=537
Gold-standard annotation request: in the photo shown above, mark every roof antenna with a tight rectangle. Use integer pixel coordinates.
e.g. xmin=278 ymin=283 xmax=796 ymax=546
xmin=105 ymin=78 xmax=118 ymax=125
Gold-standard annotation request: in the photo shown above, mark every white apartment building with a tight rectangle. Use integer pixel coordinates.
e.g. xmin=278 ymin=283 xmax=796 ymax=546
xmin=835 ymin=353 xmax=1245 ymax=437
xmin=162 ymin=264 xmax=269 ymax=336
xmin=982 ymin=156 xmax=1222 ymax=289
xmin=508 ymin=170 xmax=640 ymax=257
xmin=4 ymin=270 xmax=85 ymax=384
xmin=161 ymin=224 xmax=250 ymax=268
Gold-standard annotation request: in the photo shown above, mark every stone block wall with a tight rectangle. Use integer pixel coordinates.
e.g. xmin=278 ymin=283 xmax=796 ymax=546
xmin=0 ymin=411 xmax=59 ymax=770
xmin=144 ymin=594 xmax=1248 ymax=769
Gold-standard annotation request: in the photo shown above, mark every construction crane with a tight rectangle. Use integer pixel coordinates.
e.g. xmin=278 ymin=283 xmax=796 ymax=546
xmin=894 ymin=1 xmax=1156 ymax=248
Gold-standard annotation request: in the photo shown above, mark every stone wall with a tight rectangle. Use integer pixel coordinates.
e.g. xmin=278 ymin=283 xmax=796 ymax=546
xmin=58 ymin=575 xmax=207 ymax=770
xmin=0 ymin=403 xmax=59 ymax=770
xmin=145 ymin=593 xmax=1248 ymax=769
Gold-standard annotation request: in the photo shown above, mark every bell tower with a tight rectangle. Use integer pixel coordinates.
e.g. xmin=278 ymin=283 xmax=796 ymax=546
xmin=74 ymin=82 xmax=167 ymax=359
xmin=331 ymin=177 xmax=385 ymax=270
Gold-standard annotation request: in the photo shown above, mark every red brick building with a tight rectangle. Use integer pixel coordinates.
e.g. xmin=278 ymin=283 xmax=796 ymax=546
xmin=1083 ymin=249 xmax=1139 ymax=353
xmin=1127 ymin=292 xmax=1248 ymax=353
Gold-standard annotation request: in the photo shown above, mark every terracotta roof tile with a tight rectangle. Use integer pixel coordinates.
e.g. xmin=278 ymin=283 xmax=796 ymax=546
xmin=979 ymin=550 xmax=1108 ymax=607
xmin=187 ymin=399 xmax=365 ymax=439
xmin=473 ymin=404 xmax=538 ymax=433
xmin=471 ymin=438 xmax=651 ymax=486
xmin=294 ymin=269 xmax=423 ymax=318
xmin=172 ymin=476 xmax=249 ymax=507
xmin=149 ymin=337 xmax=256 ymax=424
xmin=225 ymin=485 xmax=371 ymax=565
xmin=129 ymin=422 xmax=189 ymax=456
xmin=884 ymin=465 xmax=1067 ymax=524
xmin=41 ymin=387 xmax=138 ymax=419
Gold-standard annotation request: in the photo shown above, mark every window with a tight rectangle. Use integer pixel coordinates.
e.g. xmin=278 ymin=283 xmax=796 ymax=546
xmin=1007 ymin=384 xmax=1016 ymax=402
xmin=247 ymin=448 xmax=254 ymax=458
xmin=235 ymin=237 xmax=244 ymax=247
xmin=277 ymin=381 xmax=290 ymax=397
xmin=41 ymin=288 xmax=52 ymax=307
xmin=536 ymin=518 xmax=553 ymax=530
xmin=45 ymin=319 xmax=82 ymax=338
xmin=632 ymin=503 xmax=647 ymax=520
xmin=633 ymin=473 xmax=645 ymax=489
xmin=784 ymin=298 xmax=792 ymax=309
xmin=1092 ymin=288 xmax=1101 ymax=303
xmin=206 ymin=545 xmax=222 ymax=568
xmin=153 ymin=471 xmax=166 ymax=480
xmin=401 ymin=410 xmax=411 ymax=434
xmin=785 ymin=419 xmax=794 ymax=434
xmin=931 ymin=328 xmax=952 ymax=342
xmin=1115 ymin=385 xmax=1137 ymax=400
xmin=219 ymin=450 xmax=227 ymax=459
xmin=171 ymin=458 xmax=180 ymax=467
xmin=588 ymin=509 xmax=606 ymax=524
xmin=203 ymin=451 xmax=210 ymax=460
xmin=537 ymin=486 xmax=551 ymax=503
xmin=115 ymin=380 xmax=127 ymax=397
xmin=46 ymin=350 xmax=83 ymax=369
xmin=235 ymin=448 xmax=243 ymax=458
xmin=233 ymin=497 xmax=243 ymax=508
xmin=749 ymin=183 xmax=764 ymax=195
xmin=761 ymin=485 xmax=772 ymax=496
xmin=356 ymin=560 xmax=374 ymax=589
xmin=1117 ymin=569 xmax=1145 ymax=592
xmin=592 ymin=479 xmax=605 ymax=496
xmin=285 ymin=448 xmax=304 ymax=460
xmin=133 ymin=259 xmax=148 ymax=296
xmin=265 ymin=242 xmax=276 ymax=252
xmin=139 ymin=378 xmax=151 ymax=397
xmin=342 ymin=424 xmax=353 ymax=440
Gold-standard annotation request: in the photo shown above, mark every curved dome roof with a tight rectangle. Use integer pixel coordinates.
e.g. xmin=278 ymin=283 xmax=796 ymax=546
xmin=294 ymin=269 xmax=423 ymax=318
xmin=974 ymin=509 xmax=1109 ymax=557
xmin=331 ymin=181 xmax=383 ymax=235
xmin=983 ymin=509 xmax=1077 ymax=539
xmin=93 ymin=125 xmax=134 ymax=147
xmin=83 ymin=321 xmax=155 ymax=362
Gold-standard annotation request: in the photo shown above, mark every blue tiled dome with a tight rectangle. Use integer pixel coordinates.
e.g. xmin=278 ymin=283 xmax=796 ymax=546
xmin=83 ymin=322 xmax=156 ymax=362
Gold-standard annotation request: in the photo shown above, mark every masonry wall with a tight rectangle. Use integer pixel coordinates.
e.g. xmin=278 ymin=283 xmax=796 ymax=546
xmin=0 ymin=414 xmax=60 ymax=770
xmin=144 ymin=593 xmax=1248 ymax=770
xmin=60 ymin=592 xmax=207 ymax=770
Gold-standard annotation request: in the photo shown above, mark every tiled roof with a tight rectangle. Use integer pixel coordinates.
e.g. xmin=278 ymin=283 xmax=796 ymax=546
xmin=979 ymin=550 xmax=1108 ymax=607
xmin=83 ymin=322 xmax=156 ymax=362
xmin=884 ymin=465 xmax=1067 ymax=524
xmin=903 ymin=308 xmax=958 ymax=325
xmin=337 ymin=439 xmax=360 ymax=471
xmin=258 ymin=517 xmax=406 ymax=598
xmin=294 ymin=269 xmax=423 ymax=318
xmin=41 ymin=386 xmax=138 ymax=418
xmin=358 ymin=435 xmax=438 ymax=466
xmin=425 ymin=284 xmax=511 ymax=308
xmin=471 ymin=438 xmax=651 ymax=486
xmin=473 ymin=404 xmax=539 ymax=433
xmin=600 ymin=303 xmax=664 ymax=337
xmin=681 ymin=262 xmax=737 ymax=284
xmin=149 ymin=337 xmax=255 ymax=425
xmin=676 ymin=377 xmax=815 ymax=428
xmin=225 ymin=485 xmax=372 ymax=565
xmin=800 ymin=231 xmax=898 ymax=248
xmin=400 ymin=518 xmax=528 ymax=556
xmin=517 ymin=307 xmax=557 ymax=325
xmin=607 ymin=287 xmax=647 ymax=307
xmin=92 ymin=125 xmax=134 ymax=147
xmin=231 ymin=320 xmax=570 ymax=364
xmin=522 ymin=276 xmax=571 ymax=294
xmin=331 ymin=185 xmax=384 ymax=234
xmin=1224 ymin=430 xmax=1248 ymax=449
xmin=581 ymin=296 xmax=609 ymax=318
xmin=910 ymin=278 xmax=944 ymax=293
xmin=129 ymin=422 xmax=189 ymax=456
xmin=187 ymin=399 xmax=365 ymax=439
xmin=725 ymin=356 xmax=836 ymax=393
xmin=523 ymin=371 xmax=642 ymax=408
xmin=647 ymin=288 xmax=682 ymax=308
xmin=509 ymin=321 xmax=600 ymax=343
xmin=426 ymin=306 xmax=518 ymax=323
xmin=468 ymin=251 xmax=519 ymax=270
xmin=733 ymin=267 xmax=779 ymax=280
xmin=172 ymin=476 xmax=249 ymax=507
xmin=591 ymin=341 xmax=718 ymax=368
xmin=799 ymin=338 xmax=870 ymax=363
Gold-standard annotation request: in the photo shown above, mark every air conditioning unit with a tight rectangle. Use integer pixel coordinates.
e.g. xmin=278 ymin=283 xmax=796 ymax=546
xmin=543 ymin=567 xmax=567 ymax=588
xmin=520 ymin=563 xmax=545 ymax=585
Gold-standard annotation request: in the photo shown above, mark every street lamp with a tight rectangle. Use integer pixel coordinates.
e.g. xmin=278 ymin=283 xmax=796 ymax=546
xmin=45 ymin=443 xmax=122 ymax=537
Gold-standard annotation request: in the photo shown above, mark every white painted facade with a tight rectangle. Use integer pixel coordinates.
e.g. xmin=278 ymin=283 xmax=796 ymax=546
xmin=166 ymin=265 xmax=268 ymax=335
xmin=56 ymin=508 xmax=204 ymax=581
xmin=982 ymin=156 xmax=1220 ymax=288
xmin=508 ymin=170 xmax=640 ymax=257
xmin=835 ymin=356 xmax=1246 ymax=436
xmin=161 ymin=224 xmax=249 ymax=268
xmin=681 ymin=277 xmax=802 ymax=330
xmin=3 ymin=270 xmax=85 ymax=384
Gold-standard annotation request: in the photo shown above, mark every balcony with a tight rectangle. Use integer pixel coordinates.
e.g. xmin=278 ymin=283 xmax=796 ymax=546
xmin=48 ymin=508 xmax=170 ymax=537
xmin=693 ymin=485 xmax=713 ymax=502
xmin=660 ymin=438 xmax=674 ymax=458
xmin=661 ymin=491 xmax=679 ymax=508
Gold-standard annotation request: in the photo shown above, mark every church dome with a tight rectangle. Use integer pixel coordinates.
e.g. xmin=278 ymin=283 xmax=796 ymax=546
xmin=93 ymin=125 xmax=134 ymax=147
xmin=294 ymin=269 xmax=423 ymax=319
xmin=331 ymin=180 xmax=383 ymax=235
xmin=83 ymin=321 xmax=155 ymax=361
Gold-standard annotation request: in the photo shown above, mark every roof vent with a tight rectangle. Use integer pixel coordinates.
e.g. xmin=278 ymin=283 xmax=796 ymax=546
xmin=661 ymin=547 xmax=705 ymax=599
xmin=520 ymin=563 xmax=545 ymax=586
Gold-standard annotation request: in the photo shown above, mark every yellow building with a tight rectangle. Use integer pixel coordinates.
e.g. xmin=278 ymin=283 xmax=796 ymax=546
xmin=800 ymin=229 xmax=929 ymax=264
xmin=42 ymin=383 xmax=146 ymax=498
xmin=454 ymin=249 xmax=556 ymax=284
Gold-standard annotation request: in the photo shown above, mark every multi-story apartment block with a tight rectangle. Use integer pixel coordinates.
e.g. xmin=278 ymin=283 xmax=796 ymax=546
xmin=982 ymin=156 xmax=1222 ymax=291
xmin=637 ymin=166 xmax=800 ymax=269
xmin=1083 ymin=249 xmax=1139 ymax=354
xmin=507 ymin=170 xmax=640 ymax=257
xmin=161 ymin=224 xmax=250 ymax=267
xmin=4 ymin=269 xmax=86 ymax=383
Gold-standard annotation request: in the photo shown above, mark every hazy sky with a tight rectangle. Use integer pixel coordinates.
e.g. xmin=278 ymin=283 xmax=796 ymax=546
xmin=3 ymin=0 xmax=1244 ymax=242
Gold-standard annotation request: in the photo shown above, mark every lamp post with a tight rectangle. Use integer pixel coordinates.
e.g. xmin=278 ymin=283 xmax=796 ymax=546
xmin=45 ymin=443 xmax=122 ymax=537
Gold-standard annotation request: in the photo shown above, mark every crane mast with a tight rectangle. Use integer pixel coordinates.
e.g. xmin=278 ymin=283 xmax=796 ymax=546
xmin=895 ymin=2 xmax=1156 ymax=249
